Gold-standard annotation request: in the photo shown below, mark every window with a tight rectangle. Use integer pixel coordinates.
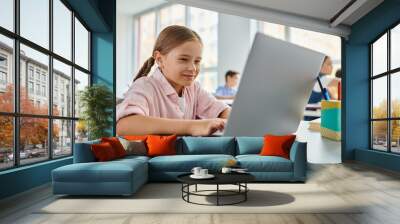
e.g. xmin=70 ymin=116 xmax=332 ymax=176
xmin=42 ymin=85 xmax=46 ymax=97
xmin=0 ymin=0 xmax=91 ymax=170
xmin=28 ymin=67 xmax=34 ymax=80
xmin=134 ymin=4 xmax=219 ymax=93
xmin=370 ymin=23 xmax=400 ymax=153
xmin=75 ymin=17 xmax=89 ymax=70
xmin=259 ymin=21 xmax=341 ymax=77
xmin=0 ymin=34 xmax=13 ymax=113
xmin=0 ymin=0 xmax=14 ymax=31
xmin=0 ymin=71 xmax=6 ymax=85
xmin=36 ymin=83 xmax=40 ymax=95
xmin=20 ymin=0 xmax=49 ymax=49
xmin=0 ymin=54 xmax=7 ymax=67
xmin=137 ymin=12 xmax=156 ymax=69
xmin=28 ymin=81 xmax=34 ymax=94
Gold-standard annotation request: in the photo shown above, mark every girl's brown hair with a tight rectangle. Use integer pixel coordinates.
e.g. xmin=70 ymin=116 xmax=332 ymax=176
xmin=133 ymin=25 xmax=202 ymax=82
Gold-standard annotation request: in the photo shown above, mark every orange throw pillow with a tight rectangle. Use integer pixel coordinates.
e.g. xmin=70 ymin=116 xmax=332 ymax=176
xmin=123 ymin=135 xmax=148 ymax=141
xmin=91 ymin=142 xmax=117 ymax=161
xmin=101 ymin=137 xmax=127 ymax=158
xmin=146 ymin=135 xmax=177 ymax=157
xmin=259 ymin=134 xmax=296 ymax=159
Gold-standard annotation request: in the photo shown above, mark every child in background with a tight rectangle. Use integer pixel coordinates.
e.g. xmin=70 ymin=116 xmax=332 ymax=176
xmin=116 ymin=25 xmax=231 ymax=136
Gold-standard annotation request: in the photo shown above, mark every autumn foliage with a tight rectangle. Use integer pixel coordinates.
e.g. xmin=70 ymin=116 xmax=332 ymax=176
xmin=0 ymin=84 xmax=59 ymax=150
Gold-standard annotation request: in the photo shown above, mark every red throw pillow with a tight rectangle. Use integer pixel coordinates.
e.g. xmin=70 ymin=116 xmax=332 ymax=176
xmin=146 ymin=135 xmax=177 ymax=157
xmin=101 ymin=137 xmax=126 ymax=158
xmin=259 ymin=134 xmax=296 ymax=159
xmin=123 ymin=135 xmax=148 ymax=141
xmin=91 ymin=142 xmax=117 ymax=161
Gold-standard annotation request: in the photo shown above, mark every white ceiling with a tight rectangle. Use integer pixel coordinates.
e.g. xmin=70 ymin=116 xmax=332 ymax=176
xmin=117 ymin=0 xmax=384 ymax=37
xmin=226 ymin=0 xmax=352 ymax=24
xmin=117 ymin=0 xmax=166 ymax=15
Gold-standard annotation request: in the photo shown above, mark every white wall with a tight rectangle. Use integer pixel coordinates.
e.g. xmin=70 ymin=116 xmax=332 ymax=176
xmin=217 ymin=13 xmax=253 ymax=85
xmin=116 ymin=12 xmax=134 ymax=99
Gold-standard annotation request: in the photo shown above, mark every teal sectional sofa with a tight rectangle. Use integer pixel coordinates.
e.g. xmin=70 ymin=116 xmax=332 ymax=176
xmin=52 ymin=137 xmax=307 ymax=196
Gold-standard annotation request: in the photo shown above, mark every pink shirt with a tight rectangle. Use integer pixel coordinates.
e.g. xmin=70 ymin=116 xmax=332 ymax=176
xmin=117 ymin=68 xmax=229 ymax=121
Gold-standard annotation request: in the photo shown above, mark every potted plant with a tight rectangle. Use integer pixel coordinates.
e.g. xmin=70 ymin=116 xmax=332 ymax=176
xmin=79 ymin=84 xmax=114 ymax=140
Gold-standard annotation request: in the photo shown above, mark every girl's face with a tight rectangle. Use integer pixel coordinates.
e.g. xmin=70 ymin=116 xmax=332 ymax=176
xmin=155 ymin=40 xmax=203 ymax=89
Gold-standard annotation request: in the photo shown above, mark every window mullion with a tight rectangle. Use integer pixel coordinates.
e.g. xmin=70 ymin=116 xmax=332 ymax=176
xmin=388 ymin=30 xmax=391 ymax=152
xmin=49 ymin=0 xmax=54 ymax=160
xmin=14 ymin=0 xmax=21 ymax=166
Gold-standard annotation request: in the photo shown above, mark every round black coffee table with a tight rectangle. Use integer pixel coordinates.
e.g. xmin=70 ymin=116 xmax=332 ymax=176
xmin=177 ymin=173 xmax=255 ymax=206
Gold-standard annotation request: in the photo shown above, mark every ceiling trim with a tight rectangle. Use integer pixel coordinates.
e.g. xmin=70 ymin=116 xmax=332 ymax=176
xmin=330 ymin=0 xmax=368 ymax=27
xmin=168 ymin=0 xmax=351 ymax=37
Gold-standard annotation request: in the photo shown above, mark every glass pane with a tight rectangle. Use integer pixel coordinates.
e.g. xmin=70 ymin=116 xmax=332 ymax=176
xmin=372 ymin=33 xmax=387 ymax=76
xmin=53 ymin=119 xmax=72 ymax=158
xmin=372 ymin=77 xmax=387 ymax=119
xmin=391 ymin=72 xmax=400 ymax=118
xmin=53 ymin=59 xmax=72 ymax=117
xmin=159 ymin=4 xmax=185 ymax=31
xmin=74 ymin=69 xmax=89 ymax=118
xmin=261 ymin=22 xmax=286 ymax=40
xmin=197 ymin=71 xmax=218 ymax=93
xmin=20 ymin=0 xmax=49 ymax=49
xmin=391 ymin=24 xmax=400 ymax=70
xmin=75 ymin=18 xmax=89 ymax=70
xmin=53 ymin=0 xmax=72 ymax=60
xmin=189 ymin=7 xmax=218 ymax=68
xmin=0 ymin=116 xmax=13 ymax=170
xmin=391 ymin=120 xmax=400 ymax=153
xmin=290 ymin=27 xmax=341 ymax=76
xmin=0 ymin=34 xmax=14 ymax=112
xmin=0 ymin=0 xmax=14 ymax=31
xmin=138 ymin=12 xmax=156 ymax=69
xmin=372 ymin=121 xmax=388 ymax=151
xmin=20 ymin=44 xmax=49 ymax=115
xmin=20 ymin=117 xmax=49 ymax=165
xmin=75 ymin=120 xmax=88 ymax=143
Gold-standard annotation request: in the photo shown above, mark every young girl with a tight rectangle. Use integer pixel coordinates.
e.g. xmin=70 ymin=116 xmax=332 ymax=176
xmin=116 ymin=25 xmax=231 ymax=136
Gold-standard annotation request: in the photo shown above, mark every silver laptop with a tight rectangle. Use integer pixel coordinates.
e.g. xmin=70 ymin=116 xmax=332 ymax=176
xmin=220 ymin=32 xmax=325 ymax=136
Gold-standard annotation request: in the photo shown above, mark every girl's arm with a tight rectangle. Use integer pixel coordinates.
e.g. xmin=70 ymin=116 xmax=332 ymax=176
xmin=116 ymin=115 xmax=226 ymax=136
xmin=218 ymin=107 xmax=231 ymax=119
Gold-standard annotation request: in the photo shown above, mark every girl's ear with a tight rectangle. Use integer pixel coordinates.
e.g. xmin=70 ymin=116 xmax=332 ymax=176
xmin=154 ymin=51 xmax=163 ymax=68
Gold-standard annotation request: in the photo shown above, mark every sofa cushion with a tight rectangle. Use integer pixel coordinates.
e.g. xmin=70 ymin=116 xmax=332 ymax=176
xmin=91 ymin=142 xmax=118 ymax=161
xmin=179 ymin=137 xmax=235 ymax=155
xmin=236 ymin=155 xmax=293 ymax=172
xmin=101 ymin=137 xmax=127 ymax=158
xmin=148 ymin=154 xmax=235 ymax=172
xmin=236 ymin=137 xmax=263 ymax=155
xmin=147 ymin=135 xmax=177 ymax=157
xmin=260 ymin=134 xmax=296 ymax=159
xmin=119 ymin=138 xmax=147 ymax=156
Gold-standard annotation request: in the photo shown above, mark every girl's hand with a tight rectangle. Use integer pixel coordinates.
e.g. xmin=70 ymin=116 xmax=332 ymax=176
xmin=190 ymin=118 xmax=226 ymax=136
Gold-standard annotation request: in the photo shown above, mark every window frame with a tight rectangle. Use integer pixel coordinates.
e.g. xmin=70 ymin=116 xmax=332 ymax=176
xmin=369 ymin=20 xmax=400 ymax=154
xmin=0 ymin=0 xmax=92 ymax=171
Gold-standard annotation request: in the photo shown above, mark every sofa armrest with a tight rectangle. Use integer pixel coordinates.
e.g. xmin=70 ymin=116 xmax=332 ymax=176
xmin=73 ymin=140 xmax=100 ymax=163
xmin=289 ymin=141 xmax=307 ymax=181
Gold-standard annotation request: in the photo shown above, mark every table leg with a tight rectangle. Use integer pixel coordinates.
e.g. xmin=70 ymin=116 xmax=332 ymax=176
xmin=245 ymin=183 xmax=247 ymax=201
xmin=217 ymin=184 xmax=219 ymax=206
